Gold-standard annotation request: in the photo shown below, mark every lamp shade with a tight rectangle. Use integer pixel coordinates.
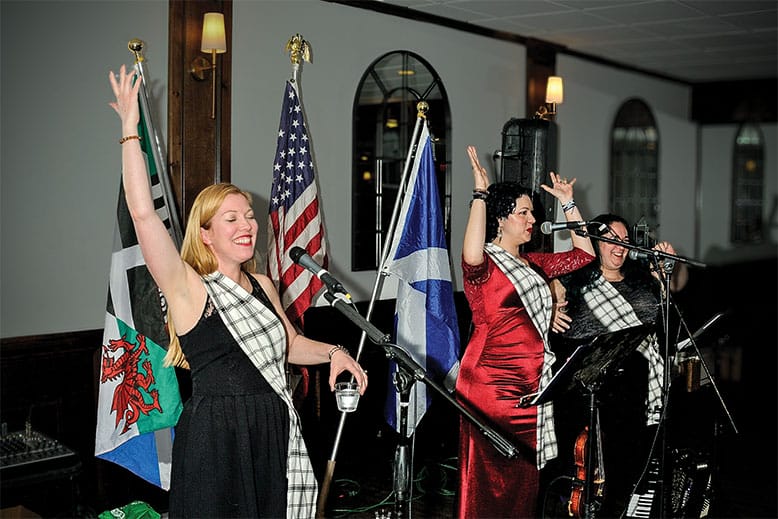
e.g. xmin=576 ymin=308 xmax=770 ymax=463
xmin=545 ymin=76 xmax=564 ymax=104
xmin=201 ymin=13 xmax=227 ymax=53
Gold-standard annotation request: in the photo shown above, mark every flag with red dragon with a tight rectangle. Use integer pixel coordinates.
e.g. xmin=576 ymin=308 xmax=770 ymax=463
xmin=95 ymin=43 xmax=183 ymax=490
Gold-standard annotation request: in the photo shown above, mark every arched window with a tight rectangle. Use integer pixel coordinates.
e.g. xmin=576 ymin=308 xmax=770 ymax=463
xmin=351 ymin=51 xmax=451 ymax=271
xmin=610 ymin=99 xmax=659 ymax=233
xmin=731 ymin=123 xmax=765 ymax=243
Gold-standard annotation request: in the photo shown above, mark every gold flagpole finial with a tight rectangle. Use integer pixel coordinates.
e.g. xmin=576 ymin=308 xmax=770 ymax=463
xmin=416 ymin=101 xmax=429 ymax=119
xmin=128 ymin=39 xmax=145 ymax=64
xmin=285 ymin=34 xmax=311 ymax=65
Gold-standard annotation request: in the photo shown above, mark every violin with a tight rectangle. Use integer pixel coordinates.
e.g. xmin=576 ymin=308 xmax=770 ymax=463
xmin=568 ymin=421 xmax=606 ymax=518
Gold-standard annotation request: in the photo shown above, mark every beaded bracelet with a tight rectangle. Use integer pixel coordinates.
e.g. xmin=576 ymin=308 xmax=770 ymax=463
xmin=328 ymin=344 xmax=347 ymax=361
xmin=470 ymin=190 xmax=488 ymax=205
xmin=561 ymin=199 xmax=576 ymax=213
xmin=119 ymin=135 xmax=141 ymax=144
xmin=469 ymin=191 xmax=488 ymax=208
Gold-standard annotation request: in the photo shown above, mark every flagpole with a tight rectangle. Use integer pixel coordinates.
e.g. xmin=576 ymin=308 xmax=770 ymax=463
xmin=128 ymin=39 xmax=183 ymax=248
xmin=316 ymin=103 xmax=429 ymax=518
xmin=357 ymin=102 xmax=428 ymax=362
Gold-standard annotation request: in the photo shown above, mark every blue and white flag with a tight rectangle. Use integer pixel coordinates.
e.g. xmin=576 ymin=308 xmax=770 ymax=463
xmin=383 ymin=123 xmax=460 ymax=437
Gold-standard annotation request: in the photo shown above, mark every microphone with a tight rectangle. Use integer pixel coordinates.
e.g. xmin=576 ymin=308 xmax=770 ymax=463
xmin=629 ymin=249 xmax=676 ymax=272
xmin=628 ymin=249 xmax=653 ymax=261
xmin=540 ymin=221 xmax=590 ymax=235
xmin=289 ymin=246 xmax=350 ymax=298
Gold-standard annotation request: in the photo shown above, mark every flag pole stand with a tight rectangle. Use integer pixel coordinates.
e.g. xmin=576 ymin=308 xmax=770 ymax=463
xmin=392 ymin=369 xmax=415 ymax=519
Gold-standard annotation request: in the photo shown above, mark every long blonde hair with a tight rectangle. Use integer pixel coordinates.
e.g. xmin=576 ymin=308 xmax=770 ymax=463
xmin=163 ymin=183 xmax=258 ymax=368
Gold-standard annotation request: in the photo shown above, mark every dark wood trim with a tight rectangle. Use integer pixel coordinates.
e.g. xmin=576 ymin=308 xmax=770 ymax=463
xmin=168 ymin=0 xmax=232 ymax=222
xmin=324 ymin=0 xmax=533 ymax=46
xmin=0 ymin=329 xmax=102 ymax=357
xmin=526 ymin=39 xmax=557 ymax=119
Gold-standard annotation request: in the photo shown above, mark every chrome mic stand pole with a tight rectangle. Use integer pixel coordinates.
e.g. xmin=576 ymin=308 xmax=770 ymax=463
xmin=657 ymin=261 xmax=672 ymax=519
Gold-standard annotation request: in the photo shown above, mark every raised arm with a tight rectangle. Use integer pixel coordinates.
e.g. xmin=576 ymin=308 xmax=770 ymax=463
xmin=540 ymin=173 xmax=595 ymax=256
xmin=463 ymin=146 xmax=490 ymax=266
xmin=108 ymin=65 xmax=191 ymax=301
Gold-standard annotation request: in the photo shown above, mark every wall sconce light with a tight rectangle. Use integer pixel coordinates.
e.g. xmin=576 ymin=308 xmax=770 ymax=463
xmin=190 ymin=12 xmax=227 ymax=119
xmin=535 ymin=76 xmax=564 ymax=120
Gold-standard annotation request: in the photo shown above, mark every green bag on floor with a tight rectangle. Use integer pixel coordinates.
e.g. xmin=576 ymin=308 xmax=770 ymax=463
xmin=99 ymin=500 xmax=160 ymax=519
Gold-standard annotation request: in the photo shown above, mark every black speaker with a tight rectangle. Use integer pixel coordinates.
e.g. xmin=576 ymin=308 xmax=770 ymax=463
xmin=499 ymin=118 xmax=558 ymax=252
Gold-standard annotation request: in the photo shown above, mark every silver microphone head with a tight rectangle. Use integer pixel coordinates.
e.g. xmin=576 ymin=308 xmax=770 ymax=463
xmin=628 ymin=249 xmax=651 ymax=261
xmin=540 ymin=221 xmax=553 ymax=235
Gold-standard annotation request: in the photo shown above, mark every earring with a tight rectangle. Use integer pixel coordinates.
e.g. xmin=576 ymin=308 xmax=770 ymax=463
xmin=497 ymin=227 xmax=503 ymax=242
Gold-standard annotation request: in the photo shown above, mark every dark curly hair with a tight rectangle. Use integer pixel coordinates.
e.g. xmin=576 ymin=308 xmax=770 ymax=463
xmin=484 ymin=182 xmax=533 ymax=242
xmin=561 ymin=213 xmax=657 ymax=302
xmin=590 ymin=213 xmax=632 ymax=261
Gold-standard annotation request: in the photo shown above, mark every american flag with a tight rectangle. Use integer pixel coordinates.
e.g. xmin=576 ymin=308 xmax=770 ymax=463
xmin=267 ymin=80 xmax=326 ymax=324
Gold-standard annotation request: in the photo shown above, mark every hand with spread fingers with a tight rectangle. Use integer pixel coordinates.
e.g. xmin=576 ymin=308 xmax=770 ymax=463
xmin=541 ymin=171 xmax=576 ymax=204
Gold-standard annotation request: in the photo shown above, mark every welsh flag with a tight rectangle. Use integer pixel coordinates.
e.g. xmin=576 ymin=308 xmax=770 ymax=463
xmin=95 ymin=66 xmax=183 ymax=490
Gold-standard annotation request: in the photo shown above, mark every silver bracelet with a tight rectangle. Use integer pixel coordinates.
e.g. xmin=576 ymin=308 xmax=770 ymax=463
xmin=328 ymin=344 xmax=347 ymax=361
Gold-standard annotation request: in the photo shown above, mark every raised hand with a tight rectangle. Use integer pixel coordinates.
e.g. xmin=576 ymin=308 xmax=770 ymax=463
xmin=467 ymin=145 xmax=490 ymax=192
xmin=108 ymin=64 xmax=141 ymax=129
xmin=540 ymin=171 xmax=575 ymax=203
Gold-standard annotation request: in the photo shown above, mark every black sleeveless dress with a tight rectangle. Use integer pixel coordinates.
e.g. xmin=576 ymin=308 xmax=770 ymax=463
xmin=169 ymin=275 xmax=290 ymax=518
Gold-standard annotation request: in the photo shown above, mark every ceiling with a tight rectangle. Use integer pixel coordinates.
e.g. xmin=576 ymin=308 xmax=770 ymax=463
xmin=375 ymin=0 xmax=778 ymax=83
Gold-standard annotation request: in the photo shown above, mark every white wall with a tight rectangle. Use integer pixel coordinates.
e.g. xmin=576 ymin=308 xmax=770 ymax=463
xmin=230 ymin=1 xmax=526 ymax=300
xmin=1 ymin=0 xmax=774 ymax=338
xmin=554 ymin=55 xmax=697 ymax=257
xmin=699 ymin=123 xmax=778 ymax=263
xmin=1 ymin=0 xmax=168 ymax=338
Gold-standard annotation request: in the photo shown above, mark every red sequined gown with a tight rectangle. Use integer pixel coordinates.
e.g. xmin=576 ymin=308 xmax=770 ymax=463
xmin=457 ymin=248 xmax=593 ymax=519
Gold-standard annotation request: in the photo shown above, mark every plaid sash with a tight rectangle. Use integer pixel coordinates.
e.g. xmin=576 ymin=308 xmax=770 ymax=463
xmin=583 ymin=275 xmax=664 ymax=425
xmin=203 ymin=272 xmax=317 ymax=518
xmin=484 ymin=244 xmax=557 ymax=468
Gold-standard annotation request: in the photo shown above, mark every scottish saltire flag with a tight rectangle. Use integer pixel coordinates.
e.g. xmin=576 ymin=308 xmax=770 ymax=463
xmin=95 ymin=70 xmax=183 ymax=490
xmin=383 ymin=123 xmax=460 ymax=437
xmin=267 ymin=80 xmax=327 ymax=324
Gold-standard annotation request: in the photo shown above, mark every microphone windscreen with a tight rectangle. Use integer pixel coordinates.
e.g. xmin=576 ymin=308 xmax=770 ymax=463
xmin=628 ymin=249 xmax=647 ymax=261
xmin=540 ymin=221 xmax=553 ymax=235
xmin=289 ymin=246 xmax=306 ymax=262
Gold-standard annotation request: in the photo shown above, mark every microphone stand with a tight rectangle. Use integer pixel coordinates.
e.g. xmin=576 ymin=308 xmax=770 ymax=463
xmin=320 ymin=290 xmax=521 ymax=518
xmin=578 ymin=230 xmax=706 ymax=518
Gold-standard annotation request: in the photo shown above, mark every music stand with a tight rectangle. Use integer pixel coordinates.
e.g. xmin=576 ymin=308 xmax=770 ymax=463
xmin=520 ymin=325 xmax=651 ymax=407
xmin=520 ymin=325 xmax=651 ymax=519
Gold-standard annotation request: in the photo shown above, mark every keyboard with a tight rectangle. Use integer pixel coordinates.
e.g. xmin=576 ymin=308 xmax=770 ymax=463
xmin=625 ymin=457 xmax=661 ymax=518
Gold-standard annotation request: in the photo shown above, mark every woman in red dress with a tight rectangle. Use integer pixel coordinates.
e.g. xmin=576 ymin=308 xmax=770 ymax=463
xmin=456 ymin=145 xmax=595 ymax=518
